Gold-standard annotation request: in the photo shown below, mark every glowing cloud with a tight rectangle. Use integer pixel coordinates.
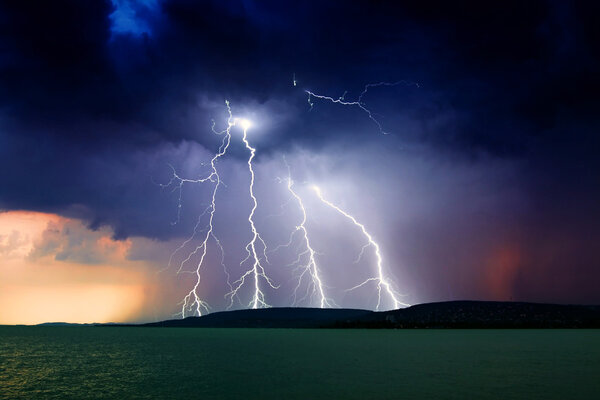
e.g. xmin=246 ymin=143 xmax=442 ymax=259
xmin=0 ymin=211 xmax=151 ymax=324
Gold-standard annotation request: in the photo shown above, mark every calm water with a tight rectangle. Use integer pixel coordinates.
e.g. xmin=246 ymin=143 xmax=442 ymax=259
xmin=0 ymin=327 xmax=599 ymax=399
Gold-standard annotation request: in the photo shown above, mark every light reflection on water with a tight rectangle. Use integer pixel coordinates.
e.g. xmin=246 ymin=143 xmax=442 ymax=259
xmin=0 ymin=327 xmax=217 ymax=399
xmin=1 ymin=327 xmax=599 ymax=399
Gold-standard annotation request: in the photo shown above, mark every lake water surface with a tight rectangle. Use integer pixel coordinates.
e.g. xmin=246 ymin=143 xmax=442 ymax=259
xmin=1 ymin=327 xmax=599 ymax=399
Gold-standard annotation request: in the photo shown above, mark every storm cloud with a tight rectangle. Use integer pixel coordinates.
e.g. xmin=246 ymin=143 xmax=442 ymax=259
xmin=1 ymin=0 xmax=599 ymax=311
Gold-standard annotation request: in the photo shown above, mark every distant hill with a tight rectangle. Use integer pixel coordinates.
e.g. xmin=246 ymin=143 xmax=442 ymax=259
xmin=348 ymin=301 xmax=600 ymax=328
xmin=141 ymin=308 xmax=372 ymax=328
xmin=124 ymin=301 xmax=600 ymax=329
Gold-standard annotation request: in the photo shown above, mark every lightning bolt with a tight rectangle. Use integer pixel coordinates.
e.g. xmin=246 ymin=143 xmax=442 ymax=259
xmin=312 ymin=186 xmax=409 ymax=311
xmin=161 ymin=85 xmax=412 ymax=316
xmin=160 ymin=101 xmax=235 ymax=317
xmin=306 ymin=80 xmax=418 ymax=135
xmin=276 ymin=160 xmax=334 ymax=308
xmin=226 ymin=120 xmax=279 ymax=309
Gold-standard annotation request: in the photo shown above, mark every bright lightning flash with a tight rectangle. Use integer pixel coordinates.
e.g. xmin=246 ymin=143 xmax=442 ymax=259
xmin=239 ymin=118 xmax=252 ymax=130
xmin=312 ymin=185 xmax=409 ymax=310
xmin=161 ymin=101 xmax=235 ymax=317
xmin=162 ymin=91 xmax=412 ymax=316
xmin=227 ymin=118 xmax=278 ymax=309
xmin=278 ymin=163 xmax=334 ymax=308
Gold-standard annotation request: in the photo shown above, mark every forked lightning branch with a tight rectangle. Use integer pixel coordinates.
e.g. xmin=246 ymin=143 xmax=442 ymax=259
xmin=162 ymin=91 xmax=409 ymax=317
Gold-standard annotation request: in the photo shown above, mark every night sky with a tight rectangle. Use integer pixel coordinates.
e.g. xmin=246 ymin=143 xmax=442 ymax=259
xmin=1 ymin=0 xmax=599 ymax=323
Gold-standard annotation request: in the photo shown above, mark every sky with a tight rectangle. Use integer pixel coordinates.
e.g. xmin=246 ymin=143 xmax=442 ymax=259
xmin=1 ymin=0 xmax=599 ymax=324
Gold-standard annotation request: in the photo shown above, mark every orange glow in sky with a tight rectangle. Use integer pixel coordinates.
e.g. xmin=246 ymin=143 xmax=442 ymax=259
xmin=0 ymin=211 xmax=152 ymax=325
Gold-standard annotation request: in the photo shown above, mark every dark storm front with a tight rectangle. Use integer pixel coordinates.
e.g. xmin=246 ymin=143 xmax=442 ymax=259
xmin=1 ymin=327 xmax=599 ymax=399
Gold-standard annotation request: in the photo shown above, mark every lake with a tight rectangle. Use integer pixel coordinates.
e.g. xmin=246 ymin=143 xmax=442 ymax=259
xmin=1 ymin=327 xmax=599 ymax=399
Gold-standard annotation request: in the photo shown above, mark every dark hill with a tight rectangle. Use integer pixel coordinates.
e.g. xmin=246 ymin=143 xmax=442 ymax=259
xmin=142 ymin=307 xmax=373 ymax=328
xmin=350 ymin=301 xmax=600 ymax=328
xmin=116 ymin=301 xmax=600 ymax=329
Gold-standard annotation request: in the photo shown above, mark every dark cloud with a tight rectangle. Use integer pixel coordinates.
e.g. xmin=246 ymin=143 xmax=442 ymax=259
xmin=0 ymin=0 xmax=598 ymax=305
